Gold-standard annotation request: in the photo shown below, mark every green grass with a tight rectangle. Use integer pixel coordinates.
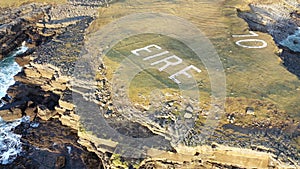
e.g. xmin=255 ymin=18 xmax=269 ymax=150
xmin=221 ymin=0 xmax=300 ymax=119
xmin=0 ymin=0 xmax=66 ymax=8
xmin=88 ymin=0 xmax=300 ymax=125
xmin=103 ymin=33 xmax=211 ymax=107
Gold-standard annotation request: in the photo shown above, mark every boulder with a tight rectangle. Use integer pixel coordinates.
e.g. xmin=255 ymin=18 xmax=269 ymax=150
xmin=25 ymin=106 xmax=37 ymax=121
xmin=0 ymin=109 xmax=22 ymax=121
xmin=37 ymin=105 xmax=56 ymax=121
xmin=59 ymin=100 xmax=75 ymax=111
xmin=55 ymin=156 xmax=66 ymax=169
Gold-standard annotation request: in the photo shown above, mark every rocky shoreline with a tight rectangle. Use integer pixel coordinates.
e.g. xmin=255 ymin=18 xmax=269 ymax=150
xmin=0 ymin=4 xmax=50 ymax=60
xmin=0 ymin=0 xmax=300 ymax=168
xmin=4 ymin=118 xmax=104 ymax=169
xmin=0 ymin=2 xmax=105 ymax=168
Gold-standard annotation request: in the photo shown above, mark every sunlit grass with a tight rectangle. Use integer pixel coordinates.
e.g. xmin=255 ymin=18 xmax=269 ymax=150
xmin=222 ymin=0 xmax=300 ymax=119
xmin=90 ymin=0 xmax=300 ymax=123
xmin=102 ymin=33 xmax=211 ymax=109
xmin=0 ymin=0 xmax=66 ymax=8
xmin=235 ymin=0 xmax=286 ymax=10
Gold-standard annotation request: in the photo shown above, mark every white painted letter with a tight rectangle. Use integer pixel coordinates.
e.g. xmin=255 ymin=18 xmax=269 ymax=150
xmin=131 ymin=44 xmax=162 ymax=56
xmin=144 ymin=51 xmax=169 ymax=61
xmin=151 ymin=55 xmax=183 ymax=71
xmin=232 ymin=31 xmax=259 ymax=38
xmin=235 ymin=39 xmax=267 ymax=49
xmin=169 ymin=65 xmax=201 ymax=84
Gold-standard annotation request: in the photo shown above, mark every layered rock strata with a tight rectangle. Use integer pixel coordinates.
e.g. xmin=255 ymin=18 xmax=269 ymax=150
xmin=0 ymin=3 xmax=51 ymax=60
xmin=0 ymin=1 xmax=300 ymax=168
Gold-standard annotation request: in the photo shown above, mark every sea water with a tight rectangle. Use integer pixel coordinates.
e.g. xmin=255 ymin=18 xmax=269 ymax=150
xmin=0 ymin=45 xmax=28 ymax=105
xmin=280 ymin=27 xmax=300 ymax=52
xmin=0 ymin=45 xmax=29 ymax=165
xmin=0 ymin=116 xmax=30 ymax=165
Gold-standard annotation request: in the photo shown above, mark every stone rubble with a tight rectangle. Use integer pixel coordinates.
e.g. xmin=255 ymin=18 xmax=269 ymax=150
xmin=0 ymin=1 xmax=300 ymax=168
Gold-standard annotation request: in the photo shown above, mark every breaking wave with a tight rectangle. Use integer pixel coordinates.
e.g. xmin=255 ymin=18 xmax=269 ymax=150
xmin=0 ymin=116 xmax=30 ymax=165
xmin=0 ymin=46 xmax=28 ymax=102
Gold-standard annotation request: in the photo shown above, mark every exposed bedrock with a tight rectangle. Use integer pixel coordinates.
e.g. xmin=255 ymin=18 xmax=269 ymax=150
xmin=0 ymin=3 xmax=106 ymax=168
xmin=68 ymin=0 xmax=114 ymax=7
xmin=1 ymin=1 xmax=300 ymax=168
xmin=0 ymin=2 xmax=99 ymax=60
xmin=3 ymin=118 xmax=104 ymax=169
xmin=0 ymin=4 xmax=53 ymax=59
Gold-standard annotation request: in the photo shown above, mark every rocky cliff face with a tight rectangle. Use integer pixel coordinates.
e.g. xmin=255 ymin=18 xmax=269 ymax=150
xmin=0 ymin=3 xmax=103 ymax=168
xmin=4 ymin=118 xmax=104 ymax=169
xmin=0 ymin=1 xmax=300 ymax=169
xmin=0 ymin=2 xmax=99 ymax=61
xmin=0 ymin=3 xmax=52 ymax=60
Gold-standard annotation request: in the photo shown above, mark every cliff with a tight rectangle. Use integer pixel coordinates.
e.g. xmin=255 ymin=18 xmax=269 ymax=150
xmin=0 ymin=1 xmax=299 ymax=168
xmin=0 ymin=3 xmax=50 ymax=60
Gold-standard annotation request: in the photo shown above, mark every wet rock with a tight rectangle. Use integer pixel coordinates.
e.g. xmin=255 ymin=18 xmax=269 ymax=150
xmin=0 ymin=96 xmax=10 ymax=105
xmin=6 ymin=83 xmax=30 ymax=99
xmin=14 ymin=54 xmax=33 ymax=67
xmin=2 ymin=118 xmax=105 ymax=169
xmin=279 ymin=50 xmax=300 ymax=78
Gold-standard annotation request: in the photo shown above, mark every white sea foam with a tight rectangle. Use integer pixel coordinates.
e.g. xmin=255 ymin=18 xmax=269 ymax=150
xmin=0 ymin=45 xmax=29 ymax=165
xmin=0 ymin=45 xmax=28 ymax=100
xmin=67 ymin=146 xmax=72 ymax=154
xmin=0 ymin=116 xmax=30 ymax=165
xmin=280 ymin=28 xmax=300 ymax=52
xmin=30 ymin=122 xmax=39 ymax=128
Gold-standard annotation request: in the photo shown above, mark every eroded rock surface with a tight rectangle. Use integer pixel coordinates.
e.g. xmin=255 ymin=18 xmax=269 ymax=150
xmin=0 ymin=3 xmax=105 ymax=168
xmin=3 ymin=118 xmax=104 ymax=169
xmin=1 ymin=1 xmax=300 ymax=168
xmin=0 ymin=3 xmax=51 ymax=60
xmin=68 ymin=0 xmax=113 ymax=7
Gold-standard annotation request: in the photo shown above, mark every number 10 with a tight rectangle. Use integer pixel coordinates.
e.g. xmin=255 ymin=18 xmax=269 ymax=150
xmin=232 ymin=31 xmax=267 ymax=49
